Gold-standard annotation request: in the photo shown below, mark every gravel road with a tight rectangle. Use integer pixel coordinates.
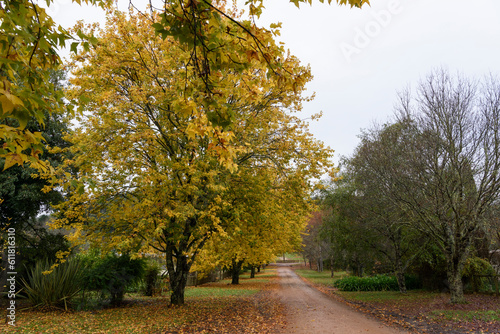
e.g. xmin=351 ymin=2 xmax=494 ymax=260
xmin=274 ymin=266 xmax=409 ymax=334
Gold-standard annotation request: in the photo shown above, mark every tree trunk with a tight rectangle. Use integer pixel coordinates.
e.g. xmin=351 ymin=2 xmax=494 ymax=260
xmin=317 ymin=249 xmax=323 ymax=272
xmin=257 ymin=266 xmax=261 ymax=273
xmin=250 ymin=266 xmax=256 ymax=278
xmin=166 ymin=252 xmax=190 ymax=305
xmin=231 ymin=271 xmax=240 ymax=285
xmin=443 ymin=231 xmax=472 ymax=303
xmin=394 ymin=242 xmax=407 ymax=293
xmin=231 ymin=259 xmax=244 ymax=285
xmin=395 ymin=270 xmax=407 ymax=294
xmin=317 ymin=258 xmax=323 ymax=272
xmin=360 ymin=264 xmax=364 ymax=277
xmin=448 ymin=269 xmax=465 ymax=303
xmin=353 ymin=258 xmax=363 ymax=277
xmin=446 ymin=256 xmax=468 ymax=303
xmin=170 ymin=276 xmax=187 ymax=305
xmin=330 ymin=257 xmax=335 ymax=278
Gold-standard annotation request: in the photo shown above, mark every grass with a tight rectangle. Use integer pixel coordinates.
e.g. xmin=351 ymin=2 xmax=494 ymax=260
xmin=280 ymin=253 xmax=303 ymax=262
xmin=429 ymin=309 xmax=500 ymax=322
xmin=184 ymin=286 xmax=260 ymax=298
xmin=294 ymin=268 xmax=347 ymax=287
xmin=4 ymin=268 xmax=281 ymax=333
xmin=335 ymin=290 xmax=438 ymax=303
xmin=10 ymin=299 xmax=200 ymax=333
xmin=187 ymin=269 xmax=277 ymax=298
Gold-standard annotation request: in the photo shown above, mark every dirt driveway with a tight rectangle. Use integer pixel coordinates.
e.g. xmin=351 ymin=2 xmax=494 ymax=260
xmin=274 ymin=266 xmax=409 ymax=334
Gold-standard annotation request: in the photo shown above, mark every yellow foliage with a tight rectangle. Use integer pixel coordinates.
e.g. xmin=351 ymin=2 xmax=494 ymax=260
xmin=53 ymin=8 xmax=335 ymax=302
xmin=0 ymin=0 xmax=111 ymax=172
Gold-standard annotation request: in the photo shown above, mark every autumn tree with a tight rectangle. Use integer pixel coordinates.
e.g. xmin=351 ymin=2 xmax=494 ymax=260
xmin=0 ymin=0 xmax=369 ymax=175
xmin=55 ymin=9 xmax=333 ymax=304
xmin=192 ymin=63 xmax=330 ymax=282
xmin=301 ymin=211 xmax=331 ymax=272
xmin=150 ymin=0 xmax=369 ymax=122
xmin=193 ymin=165 xmax=311 ymax=284
xmin=0 ymin=0 xmax=110 ymax=172
xmin=356 ymin=69 xmax=500 ymax=303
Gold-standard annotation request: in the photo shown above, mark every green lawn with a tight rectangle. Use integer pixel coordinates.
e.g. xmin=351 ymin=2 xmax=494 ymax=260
xmin=335 ymin=290 xmax=438 ymax=303
xmin=279 ymin=253 xmax=303 ymax=262
xmin=294 ymin=268 xmax=347 ymax=287
xmin=185 ymin=286 xmax=260 ymax=298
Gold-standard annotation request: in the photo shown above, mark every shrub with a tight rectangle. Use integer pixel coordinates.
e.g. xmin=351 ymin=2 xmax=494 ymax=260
xmin=21 ymin=258 xmax=83 ymax=310
xmin=404 ymin=274 xmax=422 ymax=290
xmin=334 ymin=275 xmax=396 ymax=291
xmin=334 ymin=274 xmax=421 ymax=292
xmin=143 ymin=262 xmax=162 ymax=296
xmin=462 ymin=257 xmax=496 ymax=292
xmin=80 ymin=252 xmax=146 ymax=305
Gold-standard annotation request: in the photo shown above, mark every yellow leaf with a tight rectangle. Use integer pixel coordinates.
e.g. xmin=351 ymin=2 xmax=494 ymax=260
xmin=0 ymin=95 xmax=15 ymax=115
xmin=3 ymin=153 xmax=24 ymax=170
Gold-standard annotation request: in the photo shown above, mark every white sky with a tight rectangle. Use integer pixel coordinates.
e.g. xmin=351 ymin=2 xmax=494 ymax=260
xmin=49 ymin=0 xmax=500 ymax=164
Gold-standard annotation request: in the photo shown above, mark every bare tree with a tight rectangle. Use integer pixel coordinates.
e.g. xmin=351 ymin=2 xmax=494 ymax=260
xmin=387 ymin=69 xmax=500 ymax=303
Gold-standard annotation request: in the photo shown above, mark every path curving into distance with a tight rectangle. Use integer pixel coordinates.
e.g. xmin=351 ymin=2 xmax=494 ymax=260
xmin=274 ymin=266 xmax=408 ymax=334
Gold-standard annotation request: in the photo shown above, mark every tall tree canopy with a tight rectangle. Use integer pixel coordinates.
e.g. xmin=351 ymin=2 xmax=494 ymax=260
xmin=152 ymin=0 xmax=369 ymax=128
xmin=54 ymin=9 xmax=334 ymax=305
xmin=0 ymin=0 xmax=368 ymax=172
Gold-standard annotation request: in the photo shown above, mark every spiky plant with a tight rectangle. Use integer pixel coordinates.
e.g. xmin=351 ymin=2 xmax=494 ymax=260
xmin=21 ymin=258 xmax=83 ymax=310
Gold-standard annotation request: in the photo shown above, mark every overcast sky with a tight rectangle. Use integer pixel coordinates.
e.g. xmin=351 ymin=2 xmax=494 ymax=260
xmin=50 ymin=0 xmax=500 ymax=164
